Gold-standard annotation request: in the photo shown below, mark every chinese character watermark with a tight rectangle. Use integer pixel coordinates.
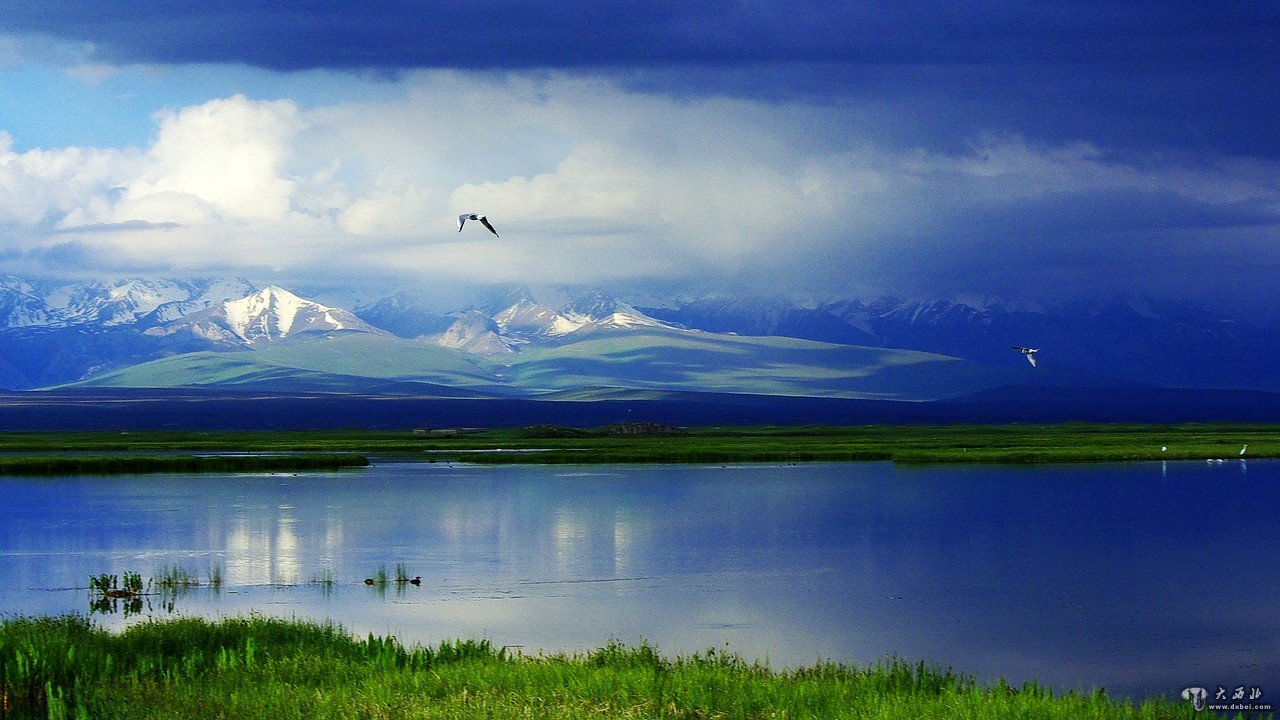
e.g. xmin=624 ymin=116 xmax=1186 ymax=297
xmin=1184 ymin=685 xmax=1270 ymax=713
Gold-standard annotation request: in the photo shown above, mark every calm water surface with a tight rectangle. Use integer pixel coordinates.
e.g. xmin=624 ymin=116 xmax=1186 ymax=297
xmin=1 ymin=459 xmax=1276 ymax=700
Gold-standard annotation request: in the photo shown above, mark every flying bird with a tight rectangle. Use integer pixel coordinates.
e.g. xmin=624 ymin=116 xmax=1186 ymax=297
xmin=457 ymin=213 xmax=499 ymax=237
xmin=1012 ymin=346 xmax=1039 ymax=368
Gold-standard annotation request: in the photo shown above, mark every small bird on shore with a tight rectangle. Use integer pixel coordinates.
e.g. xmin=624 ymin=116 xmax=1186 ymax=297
xmin=1012 ymin=346 xmax=1039 ymax=368
xmin=1240 ymin=444 xmax=1248 ymax=456
xmin=457 ymin=213 xmax=499 ymax=237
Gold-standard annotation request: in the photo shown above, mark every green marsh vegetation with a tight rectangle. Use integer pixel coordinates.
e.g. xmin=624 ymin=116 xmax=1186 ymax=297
xmin=417 ymin=422 xmax=1280 ymax=465
xmin=309 ymin=569 xmax=335 ymax=587
xmin=87 ymin=565 xmax=225 ymax=617
xmin=0 ymin=423 xmax=1275 ymax=471
xmin=0 ymin=615 xmax=1198 ymax=719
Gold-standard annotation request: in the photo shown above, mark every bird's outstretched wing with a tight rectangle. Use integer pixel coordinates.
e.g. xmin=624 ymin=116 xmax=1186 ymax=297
xmin=479 ymin=216 xmax=499 ymax=237
xmin=1026 ymin=354 xmax=1037 ymax=368
xmin=457 ymin=214 xmax=469 ymax=232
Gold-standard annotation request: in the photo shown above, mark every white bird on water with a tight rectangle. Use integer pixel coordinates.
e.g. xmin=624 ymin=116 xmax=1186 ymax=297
xmin=1012 ymin=346 xmax=1039 ymax=368
xmin=457 ymin=213 xmax=499 ymax=237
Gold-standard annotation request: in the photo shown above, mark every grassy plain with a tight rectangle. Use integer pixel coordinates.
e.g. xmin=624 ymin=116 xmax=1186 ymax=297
xmin=0 ymin=423 xmax=1275 ymax=469
xmin=0 ymin=615 xmax=1197 ymax=720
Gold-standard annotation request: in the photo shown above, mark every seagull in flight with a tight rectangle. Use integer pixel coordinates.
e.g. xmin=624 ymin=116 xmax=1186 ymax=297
xmin=1012 ymin=346 xmax=1039 ymax=368
xmin=457 ymin=213 xmax=499 ymax=237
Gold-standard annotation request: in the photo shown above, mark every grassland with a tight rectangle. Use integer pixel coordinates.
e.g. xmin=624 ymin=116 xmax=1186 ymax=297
xmin=0 ymin=615 xmax=1198 ymax=719
xmin=0 ymin=423 xmax=1275 ymax=470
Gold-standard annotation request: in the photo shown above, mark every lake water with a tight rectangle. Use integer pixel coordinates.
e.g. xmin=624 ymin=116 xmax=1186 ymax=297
xmin=1 ymin=459 xmax=1276 ymax=701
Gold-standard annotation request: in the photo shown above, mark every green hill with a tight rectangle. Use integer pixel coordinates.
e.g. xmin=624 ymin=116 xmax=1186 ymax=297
xmin=72 ymin=329 xmax=1019 ymax=401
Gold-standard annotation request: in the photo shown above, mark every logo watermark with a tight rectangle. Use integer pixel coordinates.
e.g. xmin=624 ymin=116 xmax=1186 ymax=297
xmin=1181 ymin=687 xmax=1208 ymax=712
xmin=1182 ymin=685 xmax=1271 ymax=713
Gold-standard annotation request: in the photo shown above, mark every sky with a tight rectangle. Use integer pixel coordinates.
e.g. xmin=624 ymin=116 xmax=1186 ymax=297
xmin=0 ymin=2 xmax=1277 ymax=311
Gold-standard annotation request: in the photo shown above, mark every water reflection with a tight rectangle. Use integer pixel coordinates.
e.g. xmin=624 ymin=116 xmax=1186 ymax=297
xmin=276 ymin=508 xmax=299 ymax=585
xmin=0 ymin=460 xmax=1276 ymax=701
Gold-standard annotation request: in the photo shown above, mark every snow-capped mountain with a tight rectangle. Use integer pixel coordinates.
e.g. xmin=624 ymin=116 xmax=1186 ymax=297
xmin=0 ymin=273 xmax=1277 ymax=394
xmin=561 ymin=289 xmax=620 ymax=323
xmin=428 ymin=286 xmax=676 ymax=356
xmin=492 ymin=298 xmax=583 ymax=337
xmin=34 ymin=278 xmax=193 ymax=327
xmin=147 ymin=286 xmax=386 ymax=346
xmin=0 ymin=277 xmax=262 ymax=329
xmin=566 ymin=304 xmax=670 ymax=335
xmin=142 ymin=278 xmax=259 ymax=326
xmin=0 ymin=276 xmax=51 ymax=327
xmin=543 ymin=289 xmax=673 ymax=335
xmin=414 ymin=288 xmax=675 ymax=355
xmin=435 ymin=311 xmax=523 ymax=355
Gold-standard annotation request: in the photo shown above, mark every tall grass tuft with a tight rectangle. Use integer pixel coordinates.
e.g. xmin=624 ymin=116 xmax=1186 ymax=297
xmin=155 ymin=565 xmax=199 ymax=589
xmin=206 ymin=563 xmax=223 ymax=590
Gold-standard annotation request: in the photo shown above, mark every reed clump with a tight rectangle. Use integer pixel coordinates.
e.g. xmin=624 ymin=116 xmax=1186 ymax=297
xmin=0 ymin=615 xmax=1195 ymax=719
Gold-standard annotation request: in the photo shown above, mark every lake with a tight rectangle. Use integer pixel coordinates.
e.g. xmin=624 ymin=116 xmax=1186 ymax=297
xmin=0 ymin=459 xmax=1275 ymax=701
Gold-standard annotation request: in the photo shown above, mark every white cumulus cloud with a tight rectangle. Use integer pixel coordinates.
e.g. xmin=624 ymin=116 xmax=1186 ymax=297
xmin=0 ymin=71 xmax=1275 ymax=308
xmin=107 ymin=94 xmax=304 ymax=224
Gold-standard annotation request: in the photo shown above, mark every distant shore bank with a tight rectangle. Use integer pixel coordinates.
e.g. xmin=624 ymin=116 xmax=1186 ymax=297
xmin=0 ymin=424 xmax=1270 ymax=473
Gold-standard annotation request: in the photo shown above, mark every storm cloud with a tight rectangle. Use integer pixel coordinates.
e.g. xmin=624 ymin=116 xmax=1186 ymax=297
xmin=3 ymin=2 xmax=1274 ymax=70
xmin=3 ymin=2 xmax=1278 ymax=156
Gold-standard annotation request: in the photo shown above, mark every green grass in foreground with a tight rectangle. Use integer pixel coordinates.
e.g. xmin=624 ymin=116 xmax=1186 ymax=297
xmin=0 ymin=616 xmax=1200 ymax=720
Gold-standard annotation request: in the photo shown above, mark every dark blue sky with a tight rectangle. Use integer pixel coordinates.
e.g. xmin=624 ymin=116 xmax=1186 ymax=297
xmin=0 ymin=2 xmax=1276 ymax=309
xmin=4 ymin=1 xmax=1277 ymax=154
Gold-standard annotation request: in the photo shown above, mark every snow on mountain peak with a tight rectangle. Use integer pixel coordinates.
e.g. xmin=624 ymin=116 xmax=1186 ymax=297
xmin=435 ymin=310 xmax=523 ymax=355
xmin=564 ymin=307 xmax=672 ymax=335
xmin=493 ymin=298 xmax=584 ymax=337
xmin=36 ymin=278 xmax=191 ymax=327
xmin=149 ymin=285 xmax=384 ymax=346
xmin=144 ymin=277 xmax=258 ymax=325
xmin=222 ymin=286 xmax=355 ymax=341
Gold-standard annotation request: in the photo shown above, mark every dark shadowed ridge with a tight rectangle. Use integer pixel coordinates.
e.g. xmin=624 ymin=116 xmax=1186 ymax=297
xmin=3 ymin=385 xmax=1280 ymax=431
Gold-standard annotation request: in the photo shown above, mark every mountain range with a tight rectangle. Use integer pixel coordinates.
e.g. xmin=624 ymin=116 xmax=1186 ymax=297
xmin=0 ymin=275 xmax=1273 ymax=402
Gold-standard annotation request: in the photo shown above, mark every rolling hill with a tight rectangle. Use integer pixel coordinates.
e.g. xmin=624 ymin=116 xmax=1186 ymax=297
xmin=76 ymin=324 xmax=1039 ymax=401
